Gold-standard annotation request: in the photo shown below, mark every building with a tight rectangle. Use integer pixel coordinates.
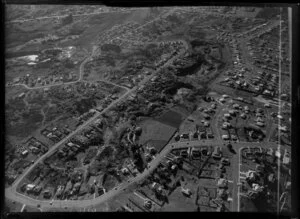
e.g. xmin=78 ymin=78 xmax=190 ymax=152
xmin=233 ymin=103 xmax=239 ymax=109
xmin=217 ymin=178 xmax=228 ymax=188
xmin=246 ymin=170 xmax=257 ymax=181
xmin=18 ymin=93 xmax=25 ymax=98
xmin=224 ymin=113 xmax=231 ymax=119
xmin=283 ymin=150 xmax=290 ymax=165
xmin=212 ymin=147 xmax=222 ymax=159
xmin=181 ymin=187 xmax=192 ymax=196
xmin=228 ymin=110 xmax=235 ymax=116
xmin=26 ymin=184 xmax=35 ymax=191
xmin=33 ymin=186 xmax=42 ymax=195
xmin=151 ymin=182 xmax=162 ymax=192
xmin=21 ymin=150 xmax=29 ymax=157
xmin=252 ymin=183 xmax=264 ymax=192
xmin=43 ymin=190 xmax=52 ymax=199
xmin=222 ymin=135 xmax=230 ymax=140
xmin=268 ymin=173 xmax=275 ymax=183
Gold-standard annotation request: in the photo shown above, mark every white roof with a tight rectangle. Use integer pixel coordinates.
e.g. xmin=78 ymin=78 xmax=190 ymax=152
xmin=21 ymin=150 xmax=28 ymax=154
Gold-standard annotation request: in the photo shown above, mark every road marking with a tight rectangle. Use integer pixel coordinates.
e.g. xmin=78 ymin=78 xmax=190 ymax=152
xmin=20 ymin=204 xmax=26 ymax=212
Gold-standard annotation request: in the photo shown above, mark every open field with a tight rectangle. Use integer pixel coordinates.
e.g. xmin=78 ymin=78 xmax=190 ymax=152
xmin=138 ymin=119 xmax=177 ymax=152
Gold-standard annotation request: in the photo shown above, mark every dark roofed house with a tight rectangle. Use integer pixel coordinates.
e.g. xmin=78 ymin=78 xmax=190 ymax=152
xmin=43 ymin=190 xmax=52 ymax=199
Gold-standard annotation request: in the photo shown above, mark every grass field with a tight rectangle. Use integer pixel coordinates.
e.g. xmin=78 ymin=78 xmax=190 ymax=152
xmin=138 ymin=119 xmax=177 ymax=151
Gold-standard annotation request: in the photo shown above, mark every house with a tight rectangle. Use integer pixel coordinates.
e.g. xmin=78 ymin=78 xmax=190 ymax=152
xmin=277 ymin=114 xmax=284 ymax=120
xmin=224 ymin=114 xmax=231 ymax=120
xmin=283 ymin=150 xmax=290 ymax=165
xmin=228 ymin=110 xmax=236 ymax=116
xmin=231 ymin=135 xmax=238 ymax=141
xmin=26 ymin=184 xmax=35 ymax=191
xmin=252 ymin=183 xmax=264 ymax=192
xmin=191 ymin=148 xmax=201 ymax=159
xmin=121 ymin=167 xmax=130 ymax=175
xmin=180 ymin=133 xmax=189 ymax=139
xmin=217 ymin=178 xmax=228 ymax=188
xmin=207 ymin=131 xmax=214 ymax=139
xmin=180 ymin=150 xmax=188 ymax=158
xmin=268 ymin=173 xmax=275 ymax=183
xmin=256 ymin=122 xmax=264 ymax=127
xmin=255 ymin=164 xmax=264 ymax=172
xmin=181 ymin=187 xmax=192 ymax=196
xmin=203 ymin=113 xmax=210 ymax=120
xmin=222 ymin=122 xmax=229 ymax=129
xmin=222 ymin=135 xmax=230 ymax=140
xmin=285 ymin=181 xmax=291 ymax=190
xmin=33 ymin=186 xmax=42 ymax=195
xmin=43 ymin=190 xmax=52 ymax=199
xmin=233 ymin=103 xmax=239 ymax=109
xmin=171 ymin=164 xmax=178 ymax=171
xmin=212 ymin=147 xmax=222 ymax=159
xmin=21 ymin=150 xmax=29 ymax=157
xmin=275 ymin=150 xmax=282 ymax=159
xmin=199 ymin=132 xmax=206 ymax=139
xmin=266 ymin=148 xmax=274 ymax=156
xmin=221 ymin=158 xmax=230 ymax=165
xmin=18 ymin=93 xmax=25 ymax=98
xmin=240 ymin=113 xmax=246 ymax=119
xmin=219 ymin=98 xmax=226 ymax=103
xmin=217 ymin=188 xmax=227 ymax=200
xmin=151 ymin=182 xmax=162 ymax=192
xmin=246 ymin=170 xmax=257 ymax=181
xmin=279 ymin=125 xmax=288 ymax=132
